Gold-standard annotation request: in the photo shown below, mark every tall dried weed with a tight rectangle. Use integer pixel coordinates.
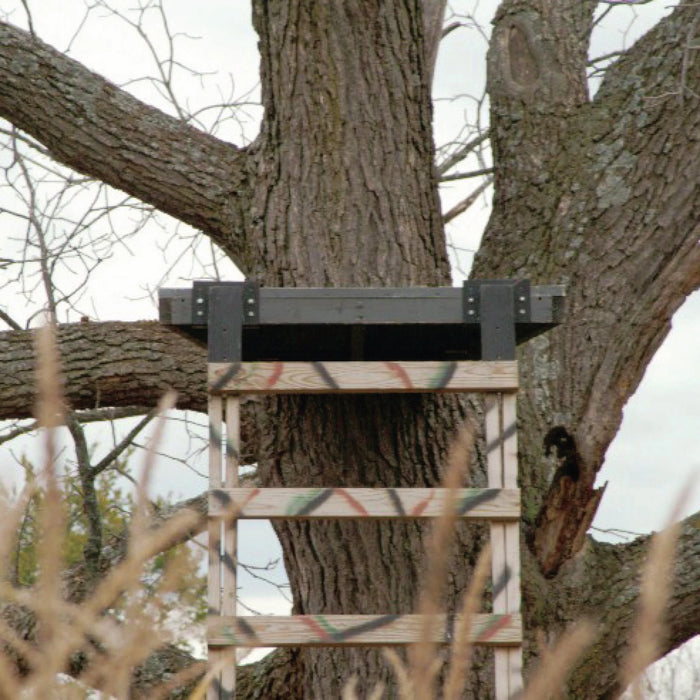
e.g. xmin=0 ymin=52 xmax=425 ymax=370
xmin=343 ymin=421 xmax=690 ymax=700
xmin=0 ymin=326 xmax=691 ymax=698
xmin=0 ymin=324 xmax=203 ymax=698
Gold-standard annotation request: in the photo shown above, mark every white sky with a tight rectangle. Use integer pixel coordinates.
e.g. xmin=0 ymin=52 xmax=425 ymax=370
xmin=0 ymin=0 xmax=699 ymax=677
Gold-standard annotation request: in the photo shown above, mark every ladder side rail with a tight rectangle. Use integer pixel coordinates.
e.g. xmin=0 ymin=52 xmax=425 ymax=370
xmin=220 ymin=396 xmax=240 ymax=696
xmin=486 ymin=393 xmax=514 ymax=700
xmin=207 ymin=397 xmax=228 ymax=700
xmin=503 ymin=393 xmax=523 ymax=696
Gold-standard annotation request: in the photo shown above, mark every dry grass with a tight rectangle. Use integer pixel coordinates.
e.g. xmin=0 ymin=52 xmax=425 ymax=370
xmin=0 ymin=325 xmax=692 ymax=698
xmin=0 ymin=324 xmax=203 ymax=698
xmin=342 ymin=420 xmax=690 ymax=700
xmin=442 ymin=542 xmax=492 ymax=700
xmin=618 ymin=476 xmax=694 ymax=699
xmin=348 ymin=420 xmax=592 ymax=700
xmin=408 ymin=423 xmax=475 ymax=699
xmin=520 ymin=621 xmax=596 ymax=700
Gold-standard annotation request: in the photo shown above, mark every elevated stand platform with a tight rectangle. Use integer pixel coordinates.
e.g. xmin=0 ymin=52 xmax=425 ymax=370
xmin=159 ymin=280 xmax=564 ymax=361
xmin=157 ymin=280 xmax=565 ymax=700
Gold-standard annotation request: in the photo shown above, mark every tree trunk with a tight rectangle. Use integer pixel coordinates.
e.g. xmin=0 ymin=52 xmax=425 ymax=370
xmin=245 ymin=2 xmax=486 ymax=695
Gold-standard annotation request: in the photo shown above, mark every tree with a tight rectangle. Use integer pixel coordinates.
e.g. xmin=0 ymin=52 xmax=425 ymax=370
xmin=8 ymin=454 xmax=207 ymax=640
xmin=1 ymin=0 xmax=699 ymax=697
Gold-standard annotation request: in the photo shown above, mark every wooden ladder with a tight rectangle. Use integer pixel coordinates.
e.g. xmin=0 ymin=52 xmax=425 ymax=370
xmin=206 ymin=360 xmax=523 ymax=699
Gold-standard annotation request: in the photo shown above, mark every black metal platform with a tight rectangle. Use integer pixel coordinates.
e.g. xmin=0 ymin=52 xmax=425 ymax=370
xmin=158 ymin=280 xmax=564 ymax=362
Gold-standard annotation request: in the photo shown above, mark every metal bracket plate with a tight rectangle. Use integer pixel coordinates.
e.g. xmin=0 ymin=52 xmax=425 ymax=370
xmin=242 ymin=279 xmax=260 ymax=325
xmin=462 ymin=282 xmax=481 ymax=322
xmin=463 ymin=280 xmax=531 ymax=360
xmin=198 ymin=280 xmax=259 ymax=362
xmin=192 ymin=280 xmax=215 ymax=327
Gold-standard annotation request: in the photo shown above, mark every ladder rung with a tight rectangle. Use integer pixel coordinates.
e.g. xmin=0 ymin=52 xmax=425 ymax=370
xmin=207 ymin=613 xmax=522 ymax=647
xmin=209 ymin=360 xmax=518 ymax=394
xmin=209 ymin=487 xmax=520 ymax=520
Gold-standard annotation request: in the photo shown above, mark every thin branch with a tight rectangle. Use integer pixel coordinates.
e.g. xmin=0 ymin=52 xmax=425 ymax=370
xmin=590 ymin=525 xmax=645 ymax=541
xmin=0 ymin=21 xmax=250 ymax=256
xmin=90 ymin=410 xmax=157 ymax=477
xmin=66 ymin=413 xmax=104 ymax=577
xmin=240 ymin=559 xmax=292 ymax=603
xmin=440 ymin=166 xmax=494 ymax=182
xmin=0 ymin=127 xmax=49 ymax=156
xmin=130 ymin=442 xmax=208 ymax=480
xmin=441 ymin=21 xmax=461 ymax=39
xmin=0 ymin=408 xmax=151 ymax=449
xmin=591 ymin=5 xmax=615 ymax=33
xmin=442 ymin=177 xmax=492 ymax=224
xmin=19 ymin=0 xmax=35 ymax=37
xmin=10 ymin=130 xmax=57 ymax=316
xmin=588 ymin=50 xmax=625 ymax=66
xmin=436 ymin=131 xmax=489 ymax=175
xmin=0 ymin=309 xmax=22 ymax=331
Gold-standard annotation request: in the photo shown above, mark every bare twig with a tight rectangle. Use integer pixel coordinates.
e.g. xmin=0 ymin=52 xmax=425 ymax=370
xmin=0 ymin=407 xmax=150 ymax=448
xmin=19 ymin=0 xmax=35 ymax=36
xmin=0 ymin=308 xmax=22 ymax=331
xmin=436 ymin=131 xmax=490 ymax=175
xmin=90 ymin=409 xmax=157 ymax=476
xmin=441 ymin=21 xmax=462 ymax=39
xmin=440 ymin=166 xmax=494 ymax=182
xmin=442 ymin=177 xmax=493 ymax=223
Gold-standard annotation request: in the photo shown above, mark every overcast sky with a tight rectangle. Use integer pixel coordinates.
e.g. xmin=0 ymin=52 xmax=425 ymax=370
xmin=1 ymin=1 xmax=698 ymax=663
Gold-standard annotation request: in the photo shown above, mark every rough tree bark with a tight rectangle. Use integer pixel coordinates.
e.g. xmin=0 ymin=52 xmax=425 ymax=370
xmin=1 ymin=0 xmax=699 ymax=697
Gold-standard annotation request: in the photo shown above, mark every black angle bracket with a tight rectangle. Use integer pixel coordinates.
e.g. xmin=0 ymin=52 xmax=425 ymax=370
xmin=462 ymin=279 xmax=530 ymax=360
xmin=194 ymin=279 xmax=260 ymax=362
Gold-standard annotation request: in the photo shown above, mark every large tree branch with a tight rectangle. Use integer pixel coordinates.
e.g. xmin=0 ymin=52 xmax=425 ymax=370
xmin=476 ymin=0 xmax=700 ymax=575
xmin=571 ymin=0 xmax=700 ymax=467
xmin=541 ymin=512 xmax=700 ymax=697
xmin=0 ymin=322 xmax=206 ymax=419
xmin=530 ymin=1 xmax=700 ymax=574
xmin=0 ymin=21 xmax=253 ymax=265
xmin=0 ymin=322 xmax=262 ymax=463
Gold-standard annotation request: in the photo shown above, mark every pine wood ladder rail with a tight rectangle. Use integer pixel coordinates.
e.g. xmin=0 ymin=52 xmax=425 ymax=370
xmin=207 ymin=361 xmax=522 ymax=700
